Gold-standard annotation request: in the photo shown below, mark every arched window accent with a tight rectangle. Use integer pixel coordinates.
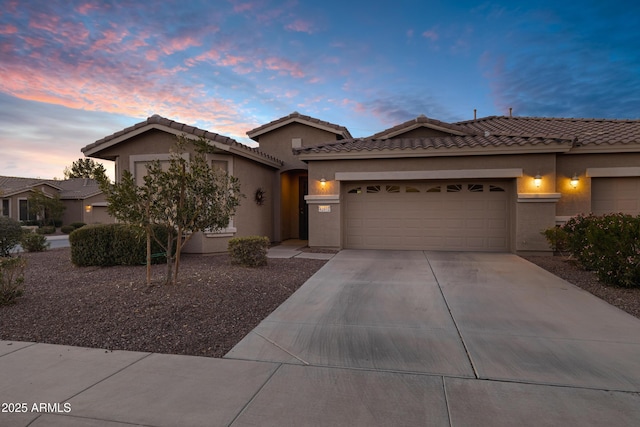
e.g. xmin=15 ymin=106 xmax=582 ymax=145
xmin=405 ymin=186 xmax=420 ymax=193
xmin=367 ymin=185 xmax=381 ymax=193
xmin=489 ymin=185 xmax=506 ymax=192
xmin=447 ymin=184 xmax=463 ymax=192
xmin=348 ymin=187 xmax=362 ymax=194
xmin=426 ymin=185 xmax=441 ymax=193
xmin=386 ymin=185 xmax=400 ymax=193
xmin=468 ymin=184 xmax=484 ymax=192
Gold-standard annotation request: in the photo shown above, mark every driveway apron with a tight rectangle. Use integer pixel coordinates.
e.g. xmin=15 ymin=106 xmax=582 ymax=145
xmin=227 ymin=249 xmax=640 ymax=426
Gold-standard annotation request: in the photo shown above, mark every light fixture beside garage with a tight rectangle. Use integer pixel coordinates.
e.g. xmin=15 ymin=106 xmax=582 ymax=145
xmin=570 ymin=173 xmax=580 ymax=188
xmin=534 ymin=173 xmax=542 ymax=188
xmin=320 ymin=177 xmax=326 ymax=186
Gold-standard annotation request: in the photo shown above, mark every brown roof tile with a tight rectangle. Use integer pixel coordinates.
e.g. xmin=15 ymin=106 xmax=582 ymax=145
xmin=455 ymin=116 xmax=640 ymax=146
xmin=296 ymin=134 xmax=574 ymax=154
xmin=247 ymin=111 xmax=352 ymax=140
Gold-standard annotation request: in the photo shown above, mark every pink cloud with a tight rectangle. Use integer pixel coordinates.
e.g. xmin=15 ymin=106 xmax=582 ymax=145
xmin=161 ymin=35 xmax=202 ymax=55
xmin=264 ymin=56 xmax=305 ymax=78
xmin=285 ymin=19 xmax=315 ymax=34
xmin=0 ymin=24 xmax=18 ymax=35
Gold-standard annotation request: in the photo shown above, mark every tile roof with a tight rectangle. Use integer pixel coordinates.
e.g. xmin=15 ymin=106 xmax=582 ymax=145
xmin=247 ymin=111 xmax=352 ymax=140
xmin=295 ymin=134 xmax=575 ymax=154
xmin=82 ymin=115 xmax=283 ymax=165
xmin=296 ymin=115 xmax=640 ymax=156
xmin=455 ymin=116 xmax=640 ymax=147
xmin=0 ymin=176 xmax=102 ymax=199
xmin=368 ymin=114 xmax=472 ymax=138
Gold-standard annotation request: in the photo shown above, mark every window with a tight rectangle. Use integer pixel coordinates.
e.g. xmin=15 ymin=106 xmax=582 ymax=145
xmin=19 ymin=199 xmax=35 ymax=221
xmin=489 ymin=185 xmax=505 ymax=192
xmin=426 ymin=185 xmax=441 ymax=193
xmin=405 ymin=186 xmax=420 ymax=193
xmin=468 ymin=184 xmax=484 ymax=192
xmin=447 ymin=184 xmax=463 ymax=192
xmin=1 ymin=199 xmax=8 ymax=217
xmin=348 ymin=187 xmax=362 ymax=194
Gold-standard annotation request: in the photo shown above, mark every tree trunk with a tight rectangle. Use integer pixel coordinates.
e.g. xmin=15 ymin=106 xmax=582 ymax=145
xmin=165 ymin=232 xmax=174 ymax=285
xmin=146 ymin=228 xmax=151 ymax=286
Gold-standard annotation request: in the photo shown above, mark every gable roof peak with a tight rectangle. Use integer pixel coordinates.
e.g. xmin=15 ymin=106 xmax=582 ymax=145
xmin=247 ymin=111 xmax=352 ymax=141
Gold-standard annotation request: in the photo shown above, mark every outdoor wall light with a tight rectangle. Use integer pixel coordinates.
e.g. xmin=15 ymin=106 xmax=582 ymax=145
xmin=570 ymin=173 xmax=580 ymax=188
xmin=85 ymin=205 xmax=92 ymax=213
xmin=533 ymin=174 xmax=542 ymax=188
xmin=320 ymin=177 xmax=326 ymax=186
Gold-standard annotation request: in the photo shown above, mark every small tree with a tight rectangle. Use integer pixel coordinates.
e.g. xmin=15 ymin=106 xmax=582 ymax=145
xmin=0 ymin=217 xmax=23 ymax=257
xmin=64 ymin=158 xmax=108 ymax=182
xmin=101 ymin=135 xmax=242 ymax=285
xmin=28 ymin=189 xmax=65 ymax=227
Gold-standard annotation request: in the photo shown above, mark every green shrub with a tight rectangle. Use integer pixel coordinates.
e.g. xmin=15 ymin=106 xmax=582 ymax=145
xmin=70 ymin=224 xmax=116 ymax=266
xmin=228 ymin=236 xmax=270 ymax=267
xmin=544 ymin=213 xmax=640 ymax=287
xmin=0 ymin=217 xmax=23 ymax=257
xmin=20 ymin=232 xmax=50 ymax=252
xmin=69 ymin=223 xmax=174 ymax=267
xmin=53 ymin=219 xmax=63 ymax=228
xmin=0 ymin=256 xmax=26 ymax=305
xmin=61 ymin=225 xmax=75 ymax=234
xmin=36 ymin=226 xmax=56 ymax=235
xmin=70 ymin=222 xmax=86 ymax=229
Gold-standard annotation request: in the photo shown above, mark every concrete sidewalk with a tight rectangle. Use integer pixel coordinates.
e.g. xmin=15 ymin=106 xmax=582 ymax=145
xmin=2 ymin=250 xmax=640 ymax=426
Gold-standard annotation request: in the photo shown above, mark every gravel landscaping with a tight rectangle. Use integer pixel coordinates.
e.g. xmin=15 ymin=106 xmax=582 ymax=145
xmin=1 ymin=249 xmax=638 ymax=359
xmin=1 ymin=248 xmax=326 ymax=358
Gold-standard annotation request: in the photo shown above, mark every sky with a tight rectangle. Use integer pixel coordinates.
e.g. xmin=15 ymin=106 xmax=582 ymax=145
xmin=1 ymin=0 xmax=639 ymax=180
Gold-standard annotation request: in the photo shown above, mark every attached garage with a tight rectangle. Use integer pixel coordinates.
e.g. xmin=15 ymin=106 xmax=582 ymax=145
xmin=591 ymin=177 xmax=640 ymax=215
xmin=343 ymin=181 xmax=511 ymax=251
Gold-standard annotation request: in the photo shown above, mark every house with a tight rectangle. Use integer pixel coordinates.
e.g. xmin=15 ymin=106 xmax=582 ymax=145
xmin=82 ymin=112 xmax=640 ymax=255
xmin=0 ymin=176 xmax=111 ymax=225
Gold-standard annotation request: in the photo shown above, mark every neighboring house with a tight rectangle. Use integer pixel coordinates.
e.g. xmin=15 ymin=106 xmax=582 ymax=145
xmin=82 ymin=112 xmax=640 ymax=255
xmin=0 ymin=176 xmax=111 ymax=225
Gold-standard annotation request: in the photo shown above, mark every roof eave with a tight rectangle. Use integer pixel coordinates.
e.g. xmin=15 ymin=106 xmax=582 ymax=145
xmin=297 ymin=144 xmax=573 ymax=161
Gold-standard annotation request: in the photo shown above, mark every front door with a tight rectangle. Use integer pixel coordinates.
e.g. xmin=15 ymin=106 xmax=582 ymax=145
xmin=298 ymin=176 xmax=309 ymax=239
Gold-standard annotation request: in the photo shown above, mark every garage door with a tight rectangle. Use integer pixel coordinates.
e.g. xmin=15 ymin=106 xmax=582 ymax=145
xmin=344 ymin=181 xmax=510 ymax=251
xmin=592 ymin=177 xmax=640 ymax=215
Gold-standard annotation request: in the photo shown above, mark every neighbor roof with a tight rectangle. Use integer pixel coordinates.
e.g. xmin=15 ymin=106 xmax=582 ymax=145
xmin=82 ymin=115 xmax=283 ymax=167
xmin=0 ymin=176 xmax=102 ymax=199
xmin=247 ymin=111 xmax=352 ymax=141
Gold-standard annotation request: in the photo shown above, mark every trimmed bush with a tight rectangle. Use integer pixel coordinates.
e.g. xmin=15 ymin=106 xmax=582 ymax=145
xmin=70 ymin=222 xmax=86 ymax=229
xmin=0 ymin=217 xmax=23 ymax=257
xmin=543 ymin=213 xmax=640 ymax=287
xmin=20 ymin=232 xmax=50 ymax=252
xmin=36 ymin=226 xmax=56 ymax=235
xmin=0 ymin=256 xmax=26 ymax=305
xmin=61 ymin=225 xmax=75 ymax=234
xmin=228 ymin=236 xmax=270 ymax=267
xmin=70 ymin=223 xmax=174 ymax=267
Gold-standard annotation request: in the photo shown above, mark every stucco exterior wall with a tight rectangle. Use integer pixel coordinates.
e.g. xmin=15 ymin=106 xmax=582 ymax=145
xmin=304 ymin=153 xmax=561 ymax=253
xmin=257 ymin=123 xmax=340 ymax=170
xmin=556 ymin=152 xmax=640 ymax=217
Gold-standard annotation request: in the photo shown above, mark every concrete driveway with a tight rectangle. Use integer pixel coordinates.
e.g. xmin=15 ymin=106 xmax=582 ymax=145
xmin=227 ymin=250 xmax=640 ymax=426
xmin=2 ymin=250 xmax=639 ymax=426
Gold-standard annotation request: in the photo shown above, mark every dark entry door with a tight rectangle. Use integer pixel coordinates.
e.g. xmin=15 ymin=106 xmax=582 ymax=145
xmin=299 ymin=176 xmax=309 ymax=240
